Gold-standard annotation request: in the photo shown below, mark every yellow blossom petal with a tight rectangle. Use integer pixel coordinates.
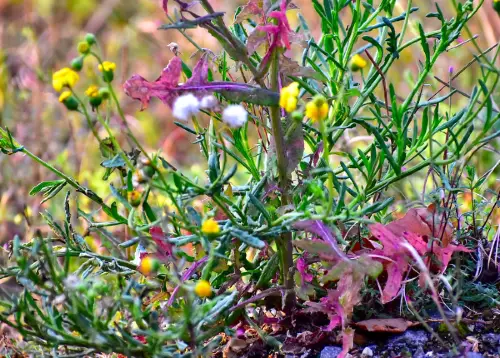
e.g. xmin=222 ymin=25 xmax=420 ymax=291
xmin=98 ymin=61 xmax=116 ymax=72
xmin=58 ymin=91 xmax=72 ymax=102
xmin=85 ymin=85 xmax=100 ymax=98
xmin=305 ymin=96 xmax=329 ymax=122
xmin=52 ymin=67 xmax=79 ymax=92
xmin=279 ymin=82 xmax=300 ymax=113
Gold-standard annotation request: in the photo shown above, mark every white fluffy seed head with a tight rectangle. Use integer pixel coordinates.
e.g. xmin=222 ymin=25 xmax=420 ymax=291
xmin=172 ymin=93 xmax=200 ymax=121
xmin=222 ymin=104 xmax=248 ymax=128
xmin=199 ymin=95 xmax=218 ymax=110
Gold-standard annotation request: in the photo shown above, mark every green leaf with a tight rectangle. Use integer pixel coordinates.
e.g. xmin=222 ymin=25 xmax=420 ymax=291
xmin=255 ymin=253 xmax=279 ymax=289
xmin=230 ymin=228 xmax=265 ymax=249
xmin=29 ymin=180 xmax=66 ymax=196
xmin=101 ymin=154 xmax=126 ymax=168
xmin=249 ymin=194 xmax=272 ymax=225
xmin=418 ymin=23 xmax=430 ymax=65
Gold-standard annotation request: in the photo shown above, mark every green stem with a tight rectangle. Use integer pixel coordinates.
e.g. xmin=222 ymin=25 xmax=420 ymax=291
xmin=21 ymin=147 xmax=126 ymax=223
xmin=95 ymin=110 xmax=134 ymax=169
xmin=269 ymin=49 xmax=295 ymax=311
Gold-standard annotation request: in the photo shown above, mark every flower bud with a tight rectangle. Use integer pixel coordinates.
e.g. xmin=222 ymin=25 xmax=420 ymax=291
xmin=84 ymin=33 xmax=97 ymax=45
xmin=77 ymin=41 xmax=90 ymax=55
xmin=194 ymin=280 xmax=212 ymax=298
xmin=98 ymin=61 xmax=116 ymax=82
xmin=128 ymin=190 xmax=142 ymax=207
xmin=98 ymin=87 xmax=110 ymax=99
xmin=71 ymin=56 xmax=84 ymax=71
xmin=59 ymin=91 xmax=79 ymax=111
xmin=349 ymin=54 xmax=368 ymax=72
xmin=85 ymin=85 xmax=103 ymax=110
xmin=138 ymin=256 xmax=160 ymax=276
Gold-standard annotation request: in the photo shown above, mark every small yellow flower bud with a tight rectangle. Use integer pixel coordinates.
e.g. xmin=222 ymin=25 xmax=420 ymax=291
xmin=279 ymin=82 xmax=300 ymax=113
xmin=98 ymin=61 xmax=116 ymax=72
xmin=59 ymin=91 xmax=72 ymax=103
xmin=194 ymin=280 xmax=212 ymax=298
xmin=98 ymin=61 xmax=116 ymax=82
xmin=305 ymin=96 xmax=329 ymax=122
xmin=58 ymin=91 xmax=79 ymax=111
xmin=138 ymin=256 xmax=160 ymax=276
xmin=350 ymin=54 xmax=368 ymax=72
xmin=77 ymin=41 xmax=90 ymax=55
xmin=201 ymin=218 xmax=220 ymax=236
xmin=85 ymin=85 xmax=102 ymax=109
xmin=128 ymin=190 xmax=142 ymax=207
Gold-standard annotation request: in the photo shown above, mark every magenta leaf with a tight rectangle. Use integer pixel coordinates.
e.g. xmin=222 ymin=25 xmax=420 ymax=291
xmin=124 ymin=55 xmax=279 ymax=109
xmin=297 ymin=257 xmax=313 ymax=283
xmin=293 ymin=220 xmax=349 ymax=261
xmin=167 ymin=257 xmax=208 ymax=306
xmin=149 ymin=226 xmax=173 ymax=262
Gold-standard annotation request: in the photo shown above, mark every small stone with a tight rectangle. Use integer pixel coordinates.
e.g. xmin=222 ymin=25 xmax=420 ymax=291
xmin=361 ymin=347 xmax=373 ymax=357
xmin=320 ymin=346 xmax=343 ymax=358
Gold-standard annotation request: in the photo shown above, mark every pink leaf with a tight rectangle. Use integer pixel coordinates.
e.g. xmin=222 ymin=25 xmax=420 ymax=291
xmin=293 ymin=220 xmax=349 ymax=261
xmin=297 ymin=257 xmax=313 ymax=283
xmin=149 ymin=226 xmax=173 ymax=261
xmin=124 ymin=55 xmax=279 ymax=109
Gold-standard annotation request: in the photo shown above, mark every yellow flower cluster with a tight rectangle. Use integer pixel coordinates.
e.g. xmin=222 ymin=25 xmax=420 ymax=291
xmin=305 ymin=96 xmax=329 ymax=122
xmin=194 ymin=280 xmax=212 ymax=298
xmin=279 ymin=82 xmax=300 ymax=113
xmin=98 ymin=61 xmax=116 ymax=72
xmin=201 ymin=218 xmax=220 ymax=235
xmin=52 ymin=68 xmax=79 ymax=92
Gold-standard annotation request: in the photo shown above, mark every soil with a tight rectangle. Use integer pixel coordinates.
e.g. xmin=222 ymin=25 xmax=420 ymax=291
xmin=214 ymin=312 xmax=500 ymax=358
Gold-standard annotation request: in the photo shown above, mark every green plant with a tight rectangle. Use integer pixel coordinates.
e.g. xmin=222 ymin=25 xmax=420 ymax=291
xmin=1 ymin=0 xmax=500 ymax=356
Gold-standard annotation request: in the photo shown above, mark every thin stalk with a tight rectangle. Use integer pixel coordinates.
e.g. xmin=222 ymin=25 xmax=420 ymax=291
xmin=269 ymin=49 xmax=295 ymax=311
xmin=21 ymin=147 xmax=125 ymax=222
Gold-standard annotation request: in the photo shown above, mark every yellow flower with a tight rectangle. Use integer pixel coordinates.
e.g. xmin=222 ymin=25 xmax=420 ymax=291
xmin=52 ymin=68 xmax=80 ymax=92
xmin=85 ymin=85 xmax=100 ymax=98
xmin=194 ymin=280 xmax=212 ymax=298
xmin=305 ymin=96 xmax=329 ymax=122
xmin=138 ymin=256 xmax=160 ymax=276
xmin=350 ymin=54 xmax=368 ymax=71
xmin=98 ymin=61 xmax=116 ymax=72
xmin=201 ymin=218 xmax=220 ymax=236
xmin=58 ymin=91 xmax=72 ymax=102
xmin=279 ymin=82 xmax=300 ymax=113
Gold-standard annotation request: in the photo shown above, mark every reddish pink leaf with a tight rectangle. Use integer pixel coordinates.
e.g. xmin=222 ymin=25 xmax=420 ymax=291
xmin=297 ymin=257 xmax=313 ymax=283
xmin=149 ymin=226 xmax=173 ymax=261
xmin=386 ymin=207 xmax=454 ymax=247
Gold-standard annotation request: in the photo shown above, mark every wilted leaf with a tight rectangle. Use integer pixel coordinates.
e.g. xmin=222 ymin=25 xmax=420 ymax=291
xmin=353 ymin=318 xmax=415 ymax=333
xmin=124 ymin=55 xmax=279 ymax=110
